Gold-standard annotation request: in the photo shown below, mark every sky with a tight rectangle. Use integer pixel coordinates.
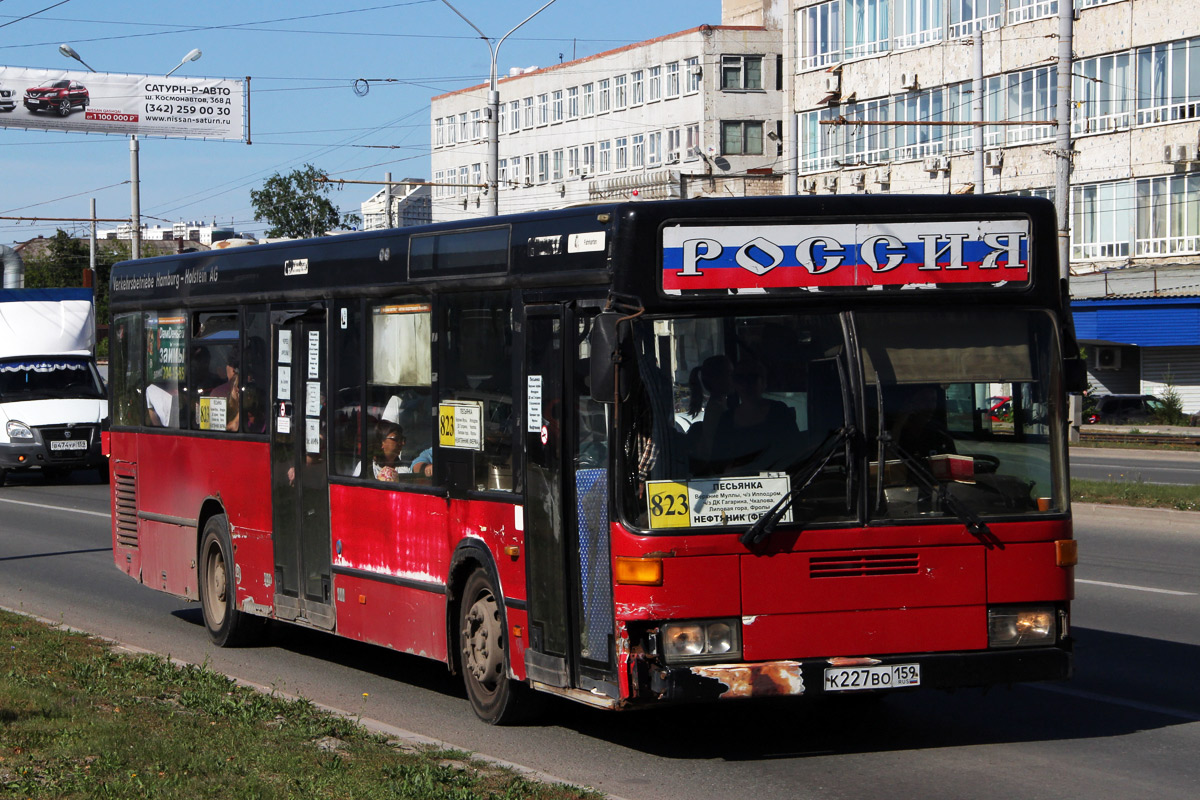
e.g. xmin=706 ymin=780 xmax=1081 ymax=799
xmin=0 ymin=0 xmax=722 ymax=245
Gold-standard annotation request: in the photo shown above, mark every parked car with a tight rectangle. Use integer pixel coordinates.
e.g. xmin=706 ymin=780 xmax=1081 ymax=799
xmin=988 ymin=395 xmax=1012 ymax=422
xmin=0 ymin=83 xmax=15 ymax=112
xmin=1084 ymin=394 xmax=1163 ymax=425
xmin=24 ymin=80 xmax=89 ymax=116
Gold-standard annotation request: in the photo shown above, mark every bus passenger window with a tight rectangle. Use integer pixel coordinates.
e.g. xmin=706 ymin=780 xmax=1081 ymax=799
xmin=242 ymin=309 xmax=269 ymax=434
xmin=110 ymin=313 xmax=143 ymax=427
xmin=356 ymin=300 xmax=432 ymax=482
xmin=190 ymin=311 xmax=239 ymax=432
xmin=144 ymin=310 xmax=186 ymax=428
xmin=440 ymin=292 xmax=516 ymax=492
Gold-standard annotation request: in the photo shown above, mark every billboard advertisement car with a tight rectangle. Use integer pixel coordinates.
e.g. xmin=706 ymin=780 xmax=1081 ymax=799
xmin=0 ymin=66 xmax=246 ymax=141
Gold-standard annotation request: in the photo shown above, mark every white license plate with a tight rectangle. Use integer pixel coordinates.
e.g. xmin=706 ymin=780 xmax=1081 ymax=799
xmin=50 ymin=439 xmax=87 ymax=451
xmin=824 ymin=663 xmax=920 ymax=692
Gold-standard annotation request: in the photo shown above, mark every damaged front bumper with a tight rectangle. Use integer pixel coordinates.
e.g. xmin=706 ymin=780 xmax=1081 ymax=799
xmin=632 ymin=645 xmax=1072 ymax=704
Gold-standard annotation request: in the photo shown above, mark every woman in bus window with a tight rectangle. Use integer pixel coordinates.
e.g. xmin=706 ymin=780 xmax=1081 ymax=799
xmin=372 ymin=422 xmax=406 ymax=481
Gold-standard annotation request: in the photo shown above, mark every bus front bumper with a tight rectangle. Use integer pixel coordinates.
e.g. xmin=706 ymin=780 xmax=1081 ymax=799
xmin=632 ymin=645 xmax=1072 ymax=704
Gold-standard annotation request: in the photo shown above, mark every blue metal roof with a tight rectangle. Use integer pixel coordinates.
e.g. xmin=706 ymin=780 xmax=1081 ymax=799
xmin=1072 ymin=296 xmax=1200 ymax=347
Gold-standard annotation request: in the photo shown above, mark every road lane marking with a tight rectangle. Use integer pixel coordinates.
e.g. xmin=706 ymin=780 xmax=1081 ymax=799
xmin=1029 ymin=683 xmax=1200 ymax=722
xmin=1076 ymin=578 xmax=1195 ymax=596
xmin=0 ymin=497 xmax=109 ymax=519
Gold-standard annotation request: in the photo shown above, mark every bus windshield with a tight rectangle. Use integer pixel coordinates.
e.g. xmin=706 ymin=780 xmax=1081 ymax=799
xmin=619 ymin=309 xmax=1064 ymax=532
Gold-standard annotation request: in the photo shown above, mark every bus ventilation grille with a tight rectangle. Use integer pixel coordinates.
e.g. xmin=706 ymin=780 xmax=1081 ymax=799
xmin=809 ymin=553 xmax=919 ymax=578
xmin=115 ymin=472 xmax=138 ymax=548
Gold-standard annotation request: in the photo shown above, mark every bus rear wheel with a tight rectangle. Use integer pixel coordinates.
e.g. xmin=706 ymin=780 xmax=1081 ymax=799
xmin=458 ymin=567 xmax=539 ymax=724
xmin=199 ymin=514 xmax=264 ymax=647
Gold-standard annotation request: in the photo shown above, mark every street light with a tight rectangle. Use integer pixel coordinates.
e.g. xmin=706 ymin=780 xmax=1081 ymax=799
xmin=59 ymin=45 xmax=203 ymax=259
xmin=438 ymin=0 xmax=560 ymax=216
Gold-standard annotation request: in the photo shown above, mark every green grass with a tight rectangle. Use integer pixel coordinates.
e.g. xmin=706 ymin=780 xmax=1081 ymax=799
xmin=0 ymin=611 xmax=602 ymax=800
xmin=1071 ymin=478 xmax=1200 ymax=512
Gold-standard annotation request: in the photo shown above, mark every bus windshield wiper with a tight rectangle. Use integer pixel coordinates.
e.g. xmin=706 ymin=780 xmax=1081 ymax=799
xmin=740 ymin=425 xmax=854 ymax=547
xmin=878 ymin=433 xmax=1001 ymax=548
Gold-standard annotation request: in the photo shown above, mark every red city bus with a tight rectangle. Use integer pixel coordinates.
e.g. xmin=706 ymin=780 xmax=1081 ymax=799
xmin=107 ymin=196 xmax=1083 ymax=723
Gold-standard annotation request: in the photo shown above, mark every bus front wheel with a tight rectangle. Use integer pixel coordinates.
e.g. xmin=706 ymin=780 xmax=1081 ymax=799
xmin=458 ymin=567 xmax=539 ymax=724
xmin=199 ymin=514 xmax=264 ymax=647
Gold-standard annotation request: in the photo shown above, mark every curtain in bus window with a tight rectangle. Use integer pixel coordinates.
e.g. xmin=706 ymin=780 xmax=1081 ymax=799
xmin=144 ymin=310 xmax=185 ymax=428
xmin=360 ymin=301 xmax=432 ymax=483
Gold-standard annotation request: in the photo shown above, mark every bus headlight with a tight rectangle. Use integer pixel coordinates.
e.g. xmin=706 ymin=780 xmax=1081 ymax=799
xmin=660 ymin=619 xmax=741 ymax=664
xmin=988 ymin=606 xmax=1056 ymax=648
xmin=5 ymin=421 xmax=33 ymax=440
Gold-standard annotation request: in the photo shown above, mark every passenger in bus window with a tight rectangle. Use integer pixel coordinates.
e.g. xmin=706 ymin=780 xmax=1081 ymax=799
xmin=372 ymin=422 xmax=406 ymax=481
xmin=209 ymin=353 xmax=240 ymax=431
xmin=241 ymin=384 xmax=266 ymax=434
xmin=685 ymin=354 xmax=734 ymax=472
xmin=713 ymin=360 xmax=801 ymax=474
xmin=410 ymin=446 xmax=433 ymax=477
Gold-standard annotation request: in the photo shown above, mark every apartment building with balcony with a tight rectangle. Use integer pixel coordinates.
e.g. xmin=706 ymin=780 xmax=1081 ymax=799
xmin=429 ymin=25 xmax=784 ymax=222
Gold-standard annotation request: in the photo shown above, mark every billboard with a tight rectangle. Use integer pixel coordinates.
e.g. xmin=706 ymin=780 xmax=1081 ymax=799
xmin=0 ymin=66 xmax=246 ymax=141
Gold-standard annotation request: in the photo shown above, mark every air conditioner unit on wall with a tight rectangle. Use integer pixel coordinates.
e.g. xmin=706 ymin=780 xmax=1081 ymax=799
xmin=900 ymin=72 xmax=919 ymax=91
xmin=1095 ymin=346 xmax=1122 ymax=371
xmin=801 ymin=177 xmax=817 ymax=194
xmin=874 ymin=165 xmax=891 ymax=184
xmin=666 ymin=152 xmax=680 ymax=164
xmin=984 ymin=149 xmax=1004 ymax=168
xmin=823 ymin=74 xmax=841 ymax=95
xmin=851 ymin=172 xmax=865 ymax=189
xmin=922 ymin=155 xmax=947 ymax=173
xmin=1163 ymin=143 xmax=1198 ymax=164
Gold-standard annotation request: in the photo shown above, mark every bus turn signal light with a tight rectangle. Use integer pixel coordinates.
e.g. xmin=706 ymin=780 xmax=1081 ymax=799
xmin=615 ymin=557 xmax=663 ymax=586
xmin=1055 ymin=540 xmax=1078 ymax=567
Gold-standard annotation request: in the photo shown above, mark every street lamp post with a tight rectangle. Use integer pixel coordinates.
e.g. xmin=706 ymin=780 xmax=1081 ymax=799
xmin=60 ymin=45 xmax=203 ymax=259
xmin=438 ymin=0 xmax=560 ymax=217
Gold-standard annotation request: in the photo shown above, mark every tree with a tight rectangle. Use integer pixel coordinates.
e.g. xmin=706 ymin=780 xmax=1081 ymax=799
xmin=249 ymin=164 xmax=362 ymax=239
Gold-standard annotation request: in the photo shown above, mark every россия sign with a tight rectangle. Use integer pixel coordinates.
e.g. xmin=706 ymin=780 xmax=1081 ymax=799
xmin=0 ymin=66 xmax=246 ymax=141
xmin=661 ymin=219 xmax=1031 ymax=294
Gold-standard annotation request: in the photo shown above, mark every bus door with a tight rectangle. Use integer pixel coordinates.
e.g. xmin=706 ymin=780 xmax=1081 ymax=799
xmin=270 ymin=305 xmax=335 ymax=630
xmin=523 ymin=305 xmax=616 ymax=698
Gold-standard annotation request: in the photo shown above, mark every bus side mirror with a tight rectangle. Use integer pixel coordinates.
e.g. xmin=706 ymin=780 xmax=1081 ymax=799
xmin=589 ymin=311 xmax=631 ymax=404
xmin=1064 ymin=358 xmax=1087 ymax=394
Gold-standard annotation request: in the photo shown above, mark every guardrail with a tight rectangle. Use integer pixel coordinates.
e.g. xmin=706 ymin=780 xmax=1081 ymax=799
xmin=1078 ymin=430 xmax=1200 ymax=448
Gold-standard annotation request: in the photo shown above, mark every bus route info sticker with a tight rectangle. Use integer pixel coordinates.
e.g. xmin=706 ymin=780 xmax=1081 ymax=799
xmin=645 ymin=474 xmax=792 ymax=530
xmin=438 ymin=400 xmax=484 ymax=451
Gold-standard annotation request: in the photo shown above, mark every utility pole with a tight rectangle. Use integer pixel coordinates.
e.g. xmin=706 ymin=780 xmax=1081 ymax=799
xmin=973 ymin=36 xmax=984 ymax=193
xmin=1055 ymin=3 xmax=1074 ymax=282
xmin=384 ymin=172 xmax=394 ymax=229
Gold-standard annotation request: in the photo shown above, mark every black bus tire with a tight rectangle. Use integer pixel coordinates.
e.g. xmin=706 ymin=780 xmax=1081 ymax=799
xmin=458 ymin=567 xmax=540 ymax=724
xmin=199 ymin=514 xmax=264 ymax=647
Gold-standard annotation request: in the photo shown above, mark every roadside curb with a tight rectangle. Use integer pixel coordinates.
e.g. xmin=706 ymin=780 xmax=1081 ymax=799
xmin=0 ymin=604 xmax=633 ymax=800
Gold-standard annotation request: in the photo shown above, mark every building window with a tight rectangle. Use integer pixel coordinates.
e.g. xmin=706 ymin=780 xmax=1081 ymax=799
xmin=666 ymin=62 xmax=680 ymax=97
xmin=649 ymin=66 xmax=662 ymax=101
xmin=1072 ymin=180 xmax=1133 ymax=260
xmin=510 ymin=100 xmax=520 ymax=131
xmin=458 ymin=166 xmax=469 ymax=197
xmin=509 ymin=157 xmax=522 ymax=186
xmin=568 ymin=86 xmax=579 ymax=119
xmin=844 ymin=97 xmax=893 ymax=163
xmin=471 ymin=164 xmax=481 ymax=194
xmin=583 ymin=83 xmax=594 ymax=115
xmin=537 ymin=152 xmax=549 ymax=183
xmin=1006 ymin=0 xmax=1057 ymax=26
xmin=552 ymin=90 xmax=563 ymax=123
xmin=1005 ymin=66 xmax=1057 ymax=144
xmin=552 ymin=149 xmax=564 ymax=181
xmin=667 ymin=127 xmax=682 ymax=161
xmin=599 ymin=140 xmax=612 ymax=173
xmin=435 ymin=117 xmax=444 ymax=147
xmin=686 ymin=124 xmax=700 ymax=157
xmin=523 ymin=96 xmax=534 ymax=128
xmin=471 ymin=109 xmax=481 ymax=139
xmin=1074 ymin=53 xmax=1133 ymax=134
xmin=632 ymin=133 xmax=645 ymax=168
xmin=568 ymin=146 xmax=580 ymax=176
xmin=896 ymin=0 xmax=944 ymax=50
xmin=458 ymin=113 xmax=468 ymax=141
xmin=685 ymin=57 xmax=701 ymax=93
xmin=631 ymin=70 xmax=644 ymax=105
xmin=800 ymin=106 xmax=843 ymax=171
xmin=1136 ymin=174 xmax=1200 ymax=256
xmin=893 ymin=86 xmax=947 ymax=159
xmin=949 ymin=0 xmax=1001 ymax=39
xmin=524 ymin=155 xmax=534 ymax=184
xmin=799 ymin=0 xmax=889 ymax=71
xmin=721 ymin=121 xmax=763 ymax=155
xmin=648 ymin=131 xmax=662 ymax=166
xmin=498 ymin=160 xmax=507 ymax=187
xmin=615 ymin=74 xmax=627 ymax=109
xmin=582 ymin=144 xmax=596 ymax=174
xmin=615 ymin=137 xmax=628 ymax=171
xmin=599 ymin=79 xmax=611 ymax=113
xmin=1137 ymin=36 xmax=1200 ymax=125
xmin=722 ymin=55 xmax=763 ymax=90
xmin=538 ymin=93 xmax=549 ymax=126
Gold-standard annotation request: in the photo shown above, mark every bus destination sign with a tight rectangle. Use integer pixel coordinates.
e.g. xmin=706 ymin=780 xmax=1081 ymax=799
xmin=661 ymin=220 xmax=1030 ymax=294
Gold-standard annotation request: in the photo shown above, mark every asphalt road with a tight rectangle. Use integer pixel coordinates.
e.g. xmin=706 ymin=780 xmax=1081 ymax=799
xmin=1070 ymin=446 xmax=1200 ymax=485
xmin=1 ymin=473 xmax=1198 ymax=800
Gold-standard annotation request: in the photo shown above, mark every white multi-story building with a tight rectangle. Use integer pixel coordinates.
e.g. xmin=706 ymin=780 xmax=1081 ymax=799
xmin=100 ymin=220 xmax=237 ymax=245
xmin=359 ymin=180 xmax=432 ymax=230
xmin=430 ymin=25 xmax=784 ymax=222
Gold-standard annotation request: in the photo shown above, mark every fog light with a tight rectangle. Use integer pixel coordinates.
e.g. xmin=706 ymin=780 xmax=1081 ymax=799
xmin=989 ymin=606 xmax=1056 ymax=648
xmin=660 ymin=619 xmax=742 ymax=664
